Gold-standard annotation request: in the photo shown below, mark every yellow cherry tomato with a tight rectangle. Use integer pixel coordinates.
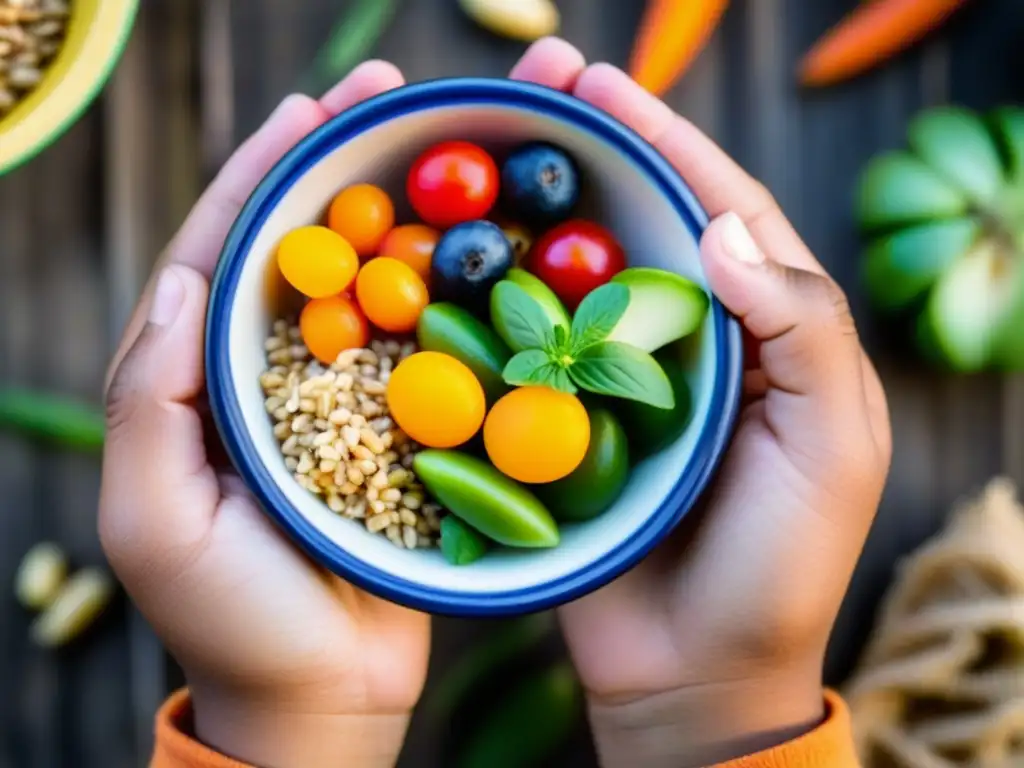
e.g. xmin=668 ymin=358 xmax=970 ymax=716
xmin=387 ymin=352 xmax=486 ymax=448
xmin=327 ymin=183 xmax=395 ymax=258
xmin=355 ymin=257 xmax=429 ymax=333
xmin=378 ymin=223 xmax=440 ymax=282
xmin=277 ymin=225 xmax=359 ymax=298
xmin=300 ymin=294 xmax=370 ymax=364
xmin=484 ymin=387 xmax=590 ymax=483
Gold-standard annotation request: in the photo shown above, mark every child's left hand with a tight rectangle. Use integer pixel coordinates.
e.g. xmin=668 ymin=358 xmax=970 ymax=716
xmin=99 ymin=63 xmax=427 ymax=768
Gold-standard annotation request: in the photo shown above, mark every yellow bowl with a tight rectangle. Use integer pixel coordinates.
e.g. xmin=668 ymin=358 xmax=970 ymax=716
xmin=0 ymin=0 xmax=138 ymax=176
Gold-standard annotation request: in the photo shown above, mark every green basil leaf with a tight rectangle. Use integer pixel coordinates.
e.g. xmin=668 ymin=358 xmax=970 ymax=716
xmin=570 ymin=284 xmax=630 ymax=351
xmin=569 ymin=342 xmax=674 ymax=409
xmin=491 ymin=282 xmax=556 ymax=352
xmin=503 ymin=350 xmax=552 ymax=386
xmin=504 ymin=357 xmax=577 ymax=394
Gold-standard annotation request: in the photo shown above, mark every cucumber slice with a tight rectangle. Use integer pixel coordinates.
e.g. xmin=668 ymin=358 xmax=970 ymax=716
xmin=857 ymin=152 xmax=968 ymax=230
xmin=606 ymin=268 xmax=709 ymax=353
xmin=909 ymin=107 xmax=1006 ymax=205
xmin=863 ymin=218 xmax=980 ymax=310
xmin=926 ymin=241 xmax=1016 ymax=372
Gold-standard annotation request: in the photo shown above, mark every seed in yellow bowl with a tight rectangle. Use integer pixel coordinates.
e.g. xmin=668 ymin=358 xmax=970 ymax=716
xmin=387 ymin=352 xmax=486 ymax=448
xmin=484 ymin=387 xmax=590 ymax=484
xmin=277 ymin=225 xmax=359 ymax=298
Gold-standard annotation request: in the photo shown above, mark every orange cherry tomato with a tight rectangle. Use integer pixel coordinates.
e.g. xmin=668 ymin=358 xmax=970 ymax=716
xmin=277 ymin=225 xmax=359 ymax=298
xmin=378 ymin=224 xmax=440 ymax=282
xmin=484 ymin=387 xmax=590 ymax=483
xmin=327 ymin=184 xmax=395 ymax=258
xmin=355 ymin=257 xmax=429 ymax=333
xmin=299 ymin=295 xmax=370 ymax=364
xmin=387 ymin=352 xmax=485 ymax=448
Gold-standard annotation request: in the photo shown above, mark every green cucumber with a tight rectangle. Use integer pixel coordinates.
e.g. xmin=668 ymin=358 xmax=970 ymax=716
xmin=615 ymin=351 xmax=693 ymax=459
xmin=862 ymin=218 xmax=980 ymax=310
xmin=606 ymin=268 xmax=709 ymax=353
xmin=456 ymin=663 xmax=580 ymax=768
xmin=0 ymin=390 xmax=105 ymax=452
xmin=440 ymin=515 xmax=489 ymax=566
xmin=536 ymin=409 xmax=629 ymax=522
xmin=856 ymin=152 xmax=968 ymax=230
xmin=909 ymin=107 xmax=1005 ymax=204
xmin=414 ymin=450 xmax=559 ymax=548
xmin=417 ymin=303 xmax=512 ymax=405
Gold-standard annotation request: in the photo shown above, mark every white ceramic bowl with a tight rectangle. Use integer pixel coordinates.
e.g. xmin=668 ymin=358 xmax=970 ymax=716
xmin=207 ymin=78 xmax=743 ymax=617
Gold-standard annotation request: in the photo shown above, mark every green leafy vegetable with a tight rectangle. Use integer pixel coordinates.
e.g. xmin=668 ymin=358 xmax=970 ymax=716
xmin=502 ymin=350 xmax=552 ymax=386
xmin=490 ymin=281 xmax=556 ymax=353
xmin=569 ymin=342 xmax=675 ymax=409
xmin=440 ymin=516 xmax=489 ymax=566
xmin=569 ymin=283 xmax=629 ymax=352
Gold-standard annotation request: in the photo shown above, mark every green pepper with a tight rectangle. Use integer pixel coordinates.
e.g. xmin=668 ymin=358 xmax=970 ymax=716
xmin=857 ymin=105 xmax=1024 ymax=372
xmin=0 ymin=390 xmax=105 ymax=452
xmin=413 ymin=450 xmax=559 ymax=548
xmin=456 ymin=663 xmax=580 ymax=768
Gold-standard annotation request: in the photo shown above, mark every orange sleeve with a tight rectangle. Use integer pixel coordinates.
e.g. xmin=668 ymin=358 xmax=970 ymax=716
xmin=151 ymin=690 xmax=251 ymax=768
xmin=714 ymin=691 xmax=859 ymax=768
xmin=152 ymin=688 xmax=858 ymax=768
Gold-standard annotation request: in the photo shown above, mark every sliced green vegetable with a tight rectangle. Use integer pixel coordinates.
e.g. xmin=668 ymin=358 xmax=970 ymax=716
xmin=908 ymin=107 xmax=1005 ymax=205
xmin=457 ymin=663 xmax=580 ymax=768
xmin=503 ymin=268 xmax=571 ymax=333
xmin=856 ymin=151 xmax=968 ymax=230
xmin=615 ymin=351 xmax=693 ymax=459
xmin=414 ymin=450 xmax=559 ymax=548
xmin=440 ymin=515 xmax=489 ymax=566
xmin=417 ymin=303 xmax=512 ymax=405
xmin=606 ymin=267 xmax=709 ymax=353
xmin=862 ymin=218 xmax=980 ymax=310
xmin=536 ymin=409 xmax=629 ymax=522
xmin=0 ymin=390 xmax=105 ymax=452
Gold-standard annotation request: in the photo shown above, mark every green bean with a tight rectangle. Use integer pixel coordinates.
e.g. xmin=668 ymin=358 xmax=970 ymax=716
xmin=0 ymin=389 xmax=104 ymax=452
xmin=299 ymin=0 xmax=400 ymax=96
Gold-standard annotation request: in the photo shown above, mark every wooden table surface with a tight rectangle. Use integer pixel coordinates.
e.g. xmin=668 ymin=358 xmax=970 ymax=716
xmin=1 ymin=0 xmax=1023 ymax=765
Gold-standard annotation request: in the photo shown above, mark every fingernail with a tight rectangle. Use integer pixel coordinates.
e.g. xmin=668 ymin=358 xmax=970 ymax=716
xmin=719 ymin=212 xmax=764 ymax=265
xmin=149 ymin=267 xmax=186 ymax=327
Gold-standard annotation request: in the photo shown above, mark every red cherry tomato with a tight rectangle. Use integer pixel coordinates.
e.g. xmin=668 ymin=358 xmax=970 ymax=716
xmin=407 ymin=141 xmax=499 ymax=229
xmin=524 ymin=220 xmax=627 ymax=310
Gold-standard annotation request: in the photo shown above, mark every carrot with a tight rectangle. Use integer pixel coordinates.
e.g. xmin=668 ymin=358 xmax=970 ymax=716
xmin=800 ymin=0 xmax=971 ymax=87
xmin=628 ymin=0 xmax=730 ymax=97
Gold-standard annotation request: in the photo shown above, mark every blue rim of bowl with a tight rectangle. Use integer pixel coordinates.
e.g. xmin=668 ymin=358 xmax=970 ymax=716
xmin=206 ymin=77 xmax=744 ymax=617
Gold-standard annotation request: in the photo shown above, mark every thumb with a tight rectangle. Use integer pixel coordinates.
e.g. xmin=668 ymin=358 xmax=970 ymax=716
xmin=100 ymin=265 xmax=219 ymax=577
xmin=700 ymin=212 xmax=870 ymax=448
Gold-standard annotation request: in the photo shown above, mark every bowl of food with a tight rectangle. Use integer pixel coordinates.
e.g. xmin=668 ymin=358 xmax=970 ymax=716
xmin=206 ymin=77 xmax=743 ymax=617
xmin=0 ymin=0 xmax=138 ymax=176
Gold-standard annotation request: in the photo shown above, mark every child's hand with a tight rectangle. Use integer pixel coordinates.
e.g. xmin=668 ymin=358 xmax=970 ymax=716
xmin=98 ymin=63 xmax=428 ymax=768
xmin=531 ymin=49 xmax=891 ymax=767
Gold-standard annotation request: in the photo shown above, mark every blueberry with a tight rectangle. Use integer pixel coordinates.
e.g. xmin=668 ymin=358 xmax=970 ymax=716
xmin=501 ymin=142 xmax=580 ymax=226
xmin=431 ymin=220 xmax=513 ymax=314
